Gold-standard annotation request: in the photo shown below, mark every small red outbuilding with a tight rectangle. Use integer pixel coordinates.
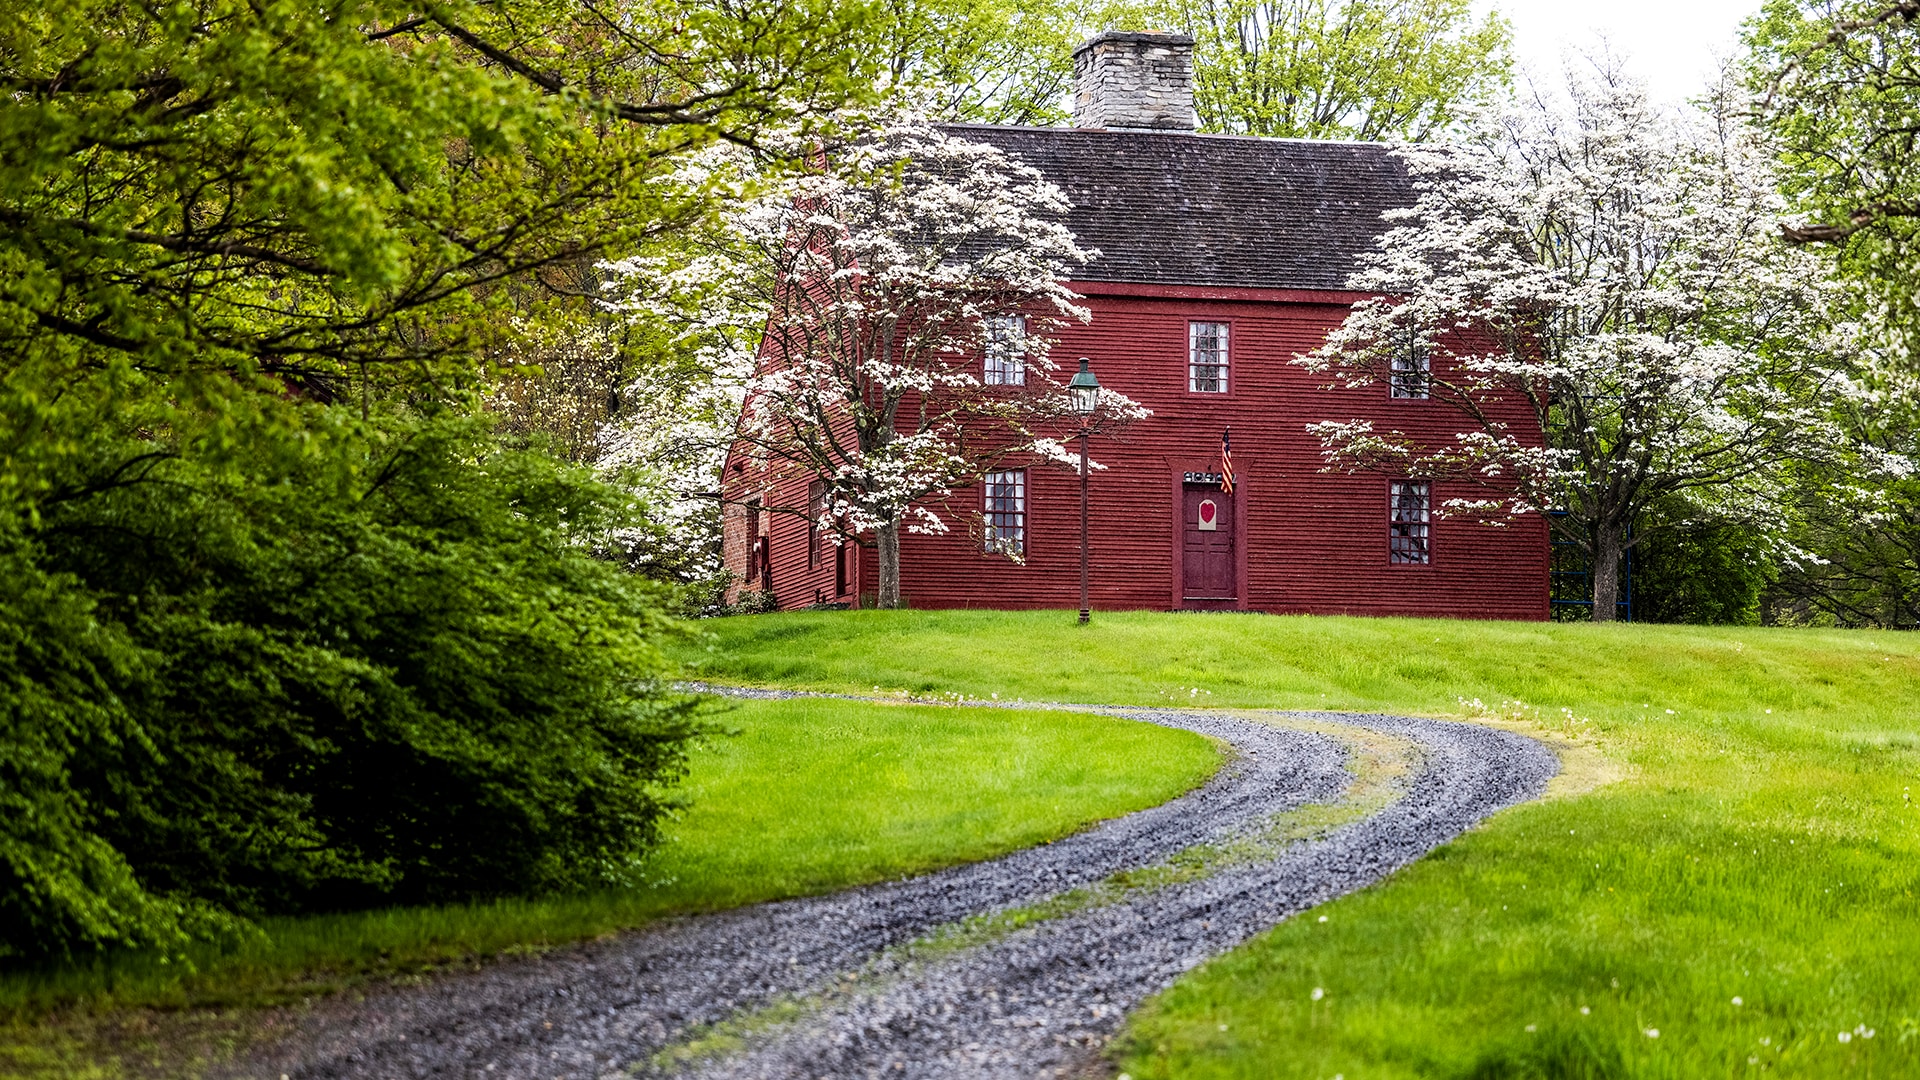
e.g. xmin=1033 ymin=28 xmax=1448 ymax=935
xmin=722 ymin=32 xmax=1547 ymax=620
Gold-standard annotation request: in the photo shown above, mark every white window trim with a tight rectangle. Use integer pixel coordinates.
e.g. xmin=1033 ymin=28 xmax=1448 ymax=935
xmin=1389 ymin=480 xmax=1431 ymax=564
xmin=1189 ymin=321 xmax=1229 ymax=394
xmin=983 ymin=469 xmax=1026 ymax=556
xmin=984 ymin=315 xmax=1027 ymax=386
xmin=1390 ymin=334 xmax=1430 ymax=399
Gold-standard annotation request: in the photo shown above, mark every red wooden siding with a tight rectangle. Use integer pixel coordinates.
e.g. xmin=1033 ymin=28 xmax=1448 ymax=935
xmin=726 ymin=284 xmax=1548 ymax=620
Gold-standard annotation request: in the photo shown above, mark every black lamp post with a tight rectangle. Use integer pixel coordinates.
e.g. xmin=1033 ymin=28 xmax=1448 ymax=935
xmin=1068 ymin=357 xmax=1100 ymax=625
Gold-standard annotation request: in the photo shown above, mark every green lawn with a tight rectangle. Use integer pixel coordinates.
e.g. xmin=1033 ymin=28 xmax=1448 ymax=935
xmin=683 ymin=609 xmax=1920 ymax=1079
xmin=0 ymin=696 xmax=1217 ymax=1077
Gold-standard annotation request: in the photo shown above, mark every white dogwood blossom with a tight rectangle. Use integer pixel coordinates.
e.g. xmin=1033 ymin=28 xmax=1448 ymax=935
xmin=603 ymin=115 xmax=1144 ymax=607
xmin=1299 ymin=65 xmax=1859 ymax=619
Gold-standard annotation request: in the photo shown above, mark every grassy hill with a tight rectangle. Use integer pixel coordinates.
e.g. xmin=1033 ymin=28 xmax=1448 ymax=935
xmin=684 ymin=610 xmax=1920 ymax=1079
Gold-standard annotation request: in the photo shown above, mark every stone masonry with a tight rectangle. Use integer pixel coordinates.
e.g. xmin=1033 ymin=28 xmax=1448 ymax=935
xmin=1071 ymin=31 xmax=1198 ymax=131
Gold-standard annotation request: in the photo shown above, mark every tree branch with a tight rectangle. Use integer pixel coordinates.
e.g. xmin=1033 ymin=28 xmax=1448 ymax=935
xmin=1780 ymin=200 xmax=1920 ymax=243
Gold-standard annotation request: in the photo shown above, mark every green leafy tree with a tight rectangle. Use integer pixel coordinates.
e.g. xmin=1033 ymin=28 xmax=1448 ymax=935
xmin=1749 ymin=0 xmax=1920 ymax=346
xmin=876 ymin=0 xmax=1101 ymax=124
xmin=0 ymin=0 xmax=878 ymax=960
xmin=0 ymin=0 xmax=869 ymax=410
xmin=1119 ymin=0 xmax=1511 ymax=139
xmin=1745 ymin=0 xmax=1920 ymax=626
xmin=1630 ymin=509 xmax=1777 ymax=626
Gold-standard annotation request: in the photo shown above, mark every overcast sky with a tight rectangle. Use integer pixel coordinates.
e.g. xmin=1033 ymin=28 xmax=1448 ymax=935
xmin=1485 ymin=0 xmax=1767 ymax=104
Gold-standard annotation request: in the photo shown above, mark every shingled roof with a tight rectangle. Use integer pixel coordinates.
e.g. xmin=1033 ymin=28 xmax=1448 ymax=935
xmin=943 ymin=124 xmax=1412 ymax=292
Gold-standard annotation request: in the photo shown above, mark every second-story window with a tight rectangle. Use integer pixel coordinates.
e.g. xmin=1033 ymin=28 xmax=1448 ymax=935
xmin=984 ymin=315 xmax=1027 ymax=386
xmin=1190 ymin=321 xmax=1229 ymax=393
xmin=1390 ymin=332 xmax=1430 ymax=399
xmin=983 ymin=469 xmax=1026 ymax=556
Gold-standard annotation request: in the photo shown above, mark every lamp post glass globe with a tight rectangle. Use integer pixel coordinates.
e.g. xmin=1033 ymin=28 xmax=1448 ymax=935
xmin=1068 ymin=357 xmax=1100 ymax=415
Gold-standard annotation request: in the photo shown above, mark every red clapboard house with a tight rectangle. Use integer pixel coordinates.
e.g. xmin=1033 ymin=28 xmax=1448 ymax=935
xmin=721 ymin=31 xmax=1548 ymax=620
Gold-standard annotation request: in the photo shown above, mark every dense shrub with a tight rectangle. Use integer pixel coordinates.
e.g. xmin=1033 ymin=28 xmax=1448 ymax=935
xmin=1631 ymin=523 xmax=1775 ymax=625
xmin=0 ymin=408 xmax=704 ymax=963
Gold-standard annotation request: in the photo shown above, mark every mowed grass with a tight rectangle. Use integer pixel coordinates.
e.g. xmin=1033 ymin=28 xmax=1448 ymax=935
xmin=684 ymin=609 xmax=1920 ymax=1079
xmin=0 ymin=696 xmax=1218 ymax=1075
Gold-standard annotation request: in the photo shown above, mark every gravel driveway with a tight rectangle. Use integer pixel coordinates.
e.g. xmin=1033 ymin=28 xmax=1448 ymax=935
xmin=235 ymin=692 xmax=1556 ymax=1080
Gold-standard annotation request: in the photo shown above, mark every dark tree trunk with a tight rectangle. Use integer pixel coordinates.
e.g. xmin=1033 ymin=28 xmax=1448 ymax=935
xmin=1591 ymin=519 xmax=1624 ymax=622
xmin=876 ymin=520 xmax=902 ymax=609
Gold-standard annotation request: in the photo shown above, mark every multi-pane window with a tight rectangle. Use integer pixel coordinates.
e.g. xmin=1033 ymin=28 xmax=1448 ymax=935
xmin=1389 ymin=480 xmax=1431 ymax=564
xmin=807 ymin=480 xmax=827 ymax=569
xmin=983 ymin=469 xmax=1026 ymax=556
xmin=1390 ymin=332 xmax=1430 ymax=399
xmin=1190 ymin=321 xmax=1229 ymax=393
xmin=744 ymin=498 xmax=763 ymax=582
xmin=984 ymin=315 xmax=1027 ymax=386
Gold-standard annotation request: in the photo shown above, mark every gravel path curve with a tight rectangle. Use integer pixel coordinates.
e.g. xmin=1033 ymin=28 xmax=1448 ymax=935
xmin=235 ymin=695 xmax=1555 ymax=1080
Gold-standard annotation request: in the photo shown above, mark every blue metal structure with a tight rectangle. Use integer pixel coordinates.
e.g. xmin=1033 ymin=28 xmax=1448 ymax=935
xmin=1547 ymin=511 xmax=1632 ymax=621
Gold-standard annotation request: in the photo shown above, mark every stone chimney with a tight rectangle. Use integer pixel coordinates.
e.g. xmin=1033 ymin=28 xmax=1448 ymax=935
xmin=1072 ymin=31 xmax=1198 ymax=131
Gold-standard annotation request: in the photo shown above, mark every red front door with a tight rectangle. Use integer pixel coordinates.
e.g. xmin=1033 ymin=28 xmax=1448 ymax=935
xmin=1182 ymin=484 xmax=1236 ymax=608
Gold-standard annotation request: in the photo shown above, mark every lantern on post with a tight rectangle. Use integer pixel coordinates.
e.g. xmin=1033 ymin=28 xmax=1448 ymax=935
xmin=1068 ymin=358 xmax=1100 ymax=624
xmin=1068 ymin=357 xmax=1101 ymax=416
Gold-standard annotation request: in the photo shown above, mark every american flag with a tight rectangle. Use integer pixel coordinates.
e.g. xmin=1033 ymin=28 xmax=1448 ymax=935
xmin=1220 ymin=428 xmax=1235 ymax=494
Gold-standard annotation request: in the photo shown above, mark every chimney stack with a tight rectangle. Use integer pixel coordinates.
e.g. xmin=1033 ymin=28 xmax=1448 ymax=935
xmin=1072 ymin=31 xmax=1198 ymax=132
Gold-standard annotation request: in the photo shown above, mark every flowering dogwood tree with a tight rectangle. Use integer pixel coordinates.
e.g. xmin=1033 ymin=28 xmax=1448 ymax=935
xmin=605 ymin=118 xmax=1144 ymax=608
xmin=1299 ymin=67 xmax=1856 ymax=620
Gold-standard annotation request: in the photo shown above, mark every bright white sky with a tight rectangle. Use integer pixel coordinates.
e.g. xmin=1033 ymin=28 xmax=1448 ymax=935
xmin=1484 ymin=0 xmax=1767 ymax=104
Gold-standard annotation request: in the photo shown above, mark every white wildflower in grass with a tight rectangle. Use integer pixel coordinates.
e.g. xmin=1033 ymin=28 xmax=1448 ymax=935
xmin=1318 ymin=915 xmax=1329 ymax=923
xmin=1579 ymin=1006 xmax=1590 ymax=1015
xmin=1645 ymin=1028 xmax=1660 ymax=1039
xmin=1839 ymin=1031 xmax=1852 ymax=1043
xmin=1733 ymin=996 xmax=1744 ymax=1006
xmin=1311 ymin=987 xmax=1326 ymax=1001
xmin=1524 ymin=1024 xmax=1537 ymax=1032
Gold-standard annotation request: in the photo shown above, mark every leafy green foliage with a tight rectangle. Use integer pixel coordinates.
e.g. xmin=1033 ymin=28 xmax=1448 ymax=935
xmin=0 ymin=0 xmax=874 ymax=396
xmin=879 ymin=0 xmax=1099 ymax=124
xmin=1745 ymin=2 xmax=1920 ymax=628
xmin=1632 ymin=522 xmax=1776 ymax=626
xmin=1 ymin=407 xmax=705 ymax=964
xmin=1748 ymin=0 xmax=1920 ymax=356
xmin=0 ymin=0 xmax=877 ymax=963
xmin=1773 ymin=453 xmax=1920 ymax=626
xmin=1122 ymin=0 xmax=1511 ymax=139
